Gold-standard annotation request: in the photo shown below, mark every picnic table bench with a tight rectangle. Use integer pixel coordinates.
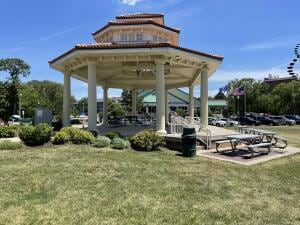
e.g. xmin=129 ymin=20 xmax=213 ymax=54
xmin=247 ymin=142 xmax=272 ymax=158
xmin=273 ymin=136 xmax=288 ymax=149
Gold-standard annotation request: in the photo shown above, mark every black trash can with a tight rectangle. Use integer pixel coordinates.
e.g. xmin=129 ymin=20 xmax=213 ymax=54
xmin=182 ymin=127 xmax=197 ymax=157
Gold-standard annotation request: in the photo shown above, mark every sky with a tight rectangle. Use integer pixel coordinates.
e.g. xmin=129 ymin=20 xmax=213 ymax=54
xmin=0 ymin=0 xmax=299 ymax=100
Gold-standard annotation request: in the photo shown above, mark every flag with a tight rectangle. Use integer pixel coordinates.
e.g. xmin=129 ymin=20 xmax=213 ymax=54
xmin=231 ymin=86 xmax=245 ymax=96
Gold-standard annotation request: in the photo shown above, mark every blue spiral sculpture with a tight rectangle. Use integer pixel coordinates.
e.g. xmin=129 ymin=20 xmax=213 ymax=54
xmin=287 ymin=42 xmax=300 ymax=75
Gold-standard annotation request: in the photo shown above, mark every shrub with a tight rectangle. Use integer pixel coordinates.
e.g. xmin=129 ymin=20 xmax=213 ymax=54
xmin=60 ymin=127 xmax=81 ymax=142
xmin=0 ymin=126 xmax=19 ymax=138
xmin=88 ymin=130 xmax=98 ymax=138
xmin=105 ymin=131 xmax=121 ymax=140
xmin=125 ymin=140 xmax=131 ymax=149
xmin=0 ymin=140 xmax=23 ymax=150
xmin=94 ymin=136 xmax=111 ymax=148
xmin=72 ymin=130 xmax=95 ymax=145
xmin=111 ymin=137 xmax=126 ymax=150
xmin=130 ymin=130 xmax=165 ymax=151
xmin=53 ymin=131 xmax=70 ymax=145
xmin=19 ymin=124 xmax=52 ymax=146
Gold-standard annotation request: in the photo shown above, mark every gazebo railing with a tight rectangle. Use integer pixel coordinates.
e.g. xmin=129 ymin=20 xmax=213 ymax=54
xmin=185 ymin=117 xmax=211 ymax=149
xmin=170 ymin=116 xmax=211 ymax=149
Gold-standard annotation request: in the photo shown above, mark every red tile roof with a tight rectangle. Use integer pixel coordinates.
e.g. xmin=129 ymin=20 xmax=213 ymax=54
xmin=49 ymin=42 xmax=224 ymax=64
xmin=116 ymin=13 xmax=164 ymax=19
xmin=92 ymin=20 xmax=180 ymax=36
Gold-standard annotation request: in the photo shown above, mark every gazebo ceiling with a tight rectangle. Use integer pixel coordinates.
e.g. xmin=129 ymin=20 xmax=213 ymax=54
xmin=49 ymin=43 xmax=223 ymax=90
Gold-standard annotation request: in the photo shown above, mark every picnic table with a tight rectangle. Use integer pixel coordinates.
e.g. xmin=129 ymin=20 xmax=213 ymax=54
xmin=242 ymin=128 xmax=276 ymax=142
xmin=225 ymin=134 xmax=261 ymax=151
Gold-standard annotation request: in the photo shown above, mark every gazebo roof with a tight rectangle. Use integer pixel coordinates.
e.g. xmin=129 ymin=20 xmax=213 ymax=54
xmin=116 ymin=13 xmax=164 ymax=19
xmin=49 ymin=42 xmax=223 ymax=65
xmin=49 ymin=42 xmax=223 ymax=90
xmin=92 ymin=20 xmax=180 ymax=36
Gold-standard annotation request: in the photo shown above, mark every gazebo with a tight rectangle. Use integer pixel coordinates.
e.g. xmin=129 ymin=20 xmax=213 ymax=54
xmin=49 ymin=13 xmax=223 ymax=134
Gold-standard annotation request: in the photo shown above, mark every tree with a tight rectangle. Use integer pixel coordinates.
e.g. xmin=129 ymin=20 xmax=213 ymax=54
xmin=76 ymin=98 xmax=88 ymax=115
xmin=120 ymin=89 xmax=144 ymax=113
xmin=0 ymin=81 xmax=10 ymax=120
xmin=21 ymin=80 xmax=76 ymax=118
xmin=214 ymin=91 xmax=226 ymax=100
xmin=107 ymin=98 xmax=125 ymax=117
xmin=0 ymin=58 xmax=30 ymax=115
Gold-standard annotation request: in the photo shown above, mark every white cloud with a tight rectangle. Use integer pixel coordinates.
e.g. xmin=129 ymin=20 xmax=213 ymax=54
xmin=118 ymin=0 xmax=143 ymax=6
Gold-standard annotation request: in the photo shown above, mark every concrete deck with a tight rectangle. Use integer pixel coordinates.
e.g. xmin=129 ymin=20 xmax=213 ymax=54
xmin=198 ymin=145 xmax=300 ymax=166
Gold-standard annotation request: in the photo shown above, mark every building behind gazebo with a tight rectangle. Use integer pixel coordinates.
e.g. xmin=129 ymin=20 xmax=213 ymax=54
xmin=49 ymin=13 xmax=224 ymax=133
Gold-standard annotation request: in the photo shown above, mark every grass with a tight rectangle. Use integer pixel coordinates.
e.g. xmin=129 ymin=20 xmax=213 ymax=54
xmin=0 ymin=144 xmax=299 ymax=225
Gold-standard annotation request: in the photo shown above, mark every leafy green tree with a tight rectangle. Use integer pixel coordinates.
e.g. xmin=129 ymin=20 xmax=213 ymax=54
xmin=0 ymin=58 xmax=30 ymax=115
xmin=120 ymin=89 xmax=144 ymax=113
xmin=0 ymin=81 xmax=10 ymax=120
xmin=21 ymin=80 xmax=76 ymax=118
xmin=107 ymin=99 xmax=125 ymax=117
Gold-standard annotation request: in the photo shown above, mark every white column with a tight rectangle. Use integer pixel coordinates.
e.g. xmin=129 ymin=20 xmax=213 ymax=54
xmin=155 ymin=61 xmax=166 ymax=134
xmin=165 ymin=89 xmax=169 ymax=125
xmin=88 ymin=62 xmax=97 ymax=131
xmin=132 ymin=89 xmax=137 ymax=116
xmin=103 ymin=86 xmax=108 ymax=125
xmin=63 ymin=73 xmax=71 ymax=127
xmin=189 ymin=85 xmax=194 ymax=118
xmin=200 ymin=70 xmax=208 ymax=126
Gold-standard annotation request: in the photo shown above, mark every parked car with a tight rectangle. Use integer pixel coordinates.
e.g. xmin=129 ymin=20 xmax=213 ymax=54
xmin=268 ymin=116 xmax=287 ymax=125
xmin=8 ymin=117 xmax=20 ymax=125
xmin=220 ymin=118 xmax=239 ymax=126
xmin=280 ymin=116 xmax=296 ymax=126
xmin=248 ymin=115 xmax=280 ymax=126
xmin=283 ymin=115 xmax=300 ymax=125
xmin=70 ymin=118 xmax=81 ymax=125
xmin=236 ymin=116 xmax=261 ymax=126
xmin=208 ymin=117 xmax=227 ymax=127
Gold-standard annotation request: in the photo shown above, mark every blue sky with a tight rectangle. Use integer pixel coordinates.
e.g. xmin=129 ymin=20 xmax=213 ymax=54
xmin=0 ymin=0 xmax=299 ymax=100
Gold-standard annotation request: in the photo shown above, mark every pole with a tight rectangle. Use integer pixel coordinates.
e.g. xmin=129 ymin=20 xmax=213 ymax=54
xmin=244 ymin=87 xmax=246 ymax=116
xmin=19 ymin=94 xmax=22 ymax=118
xmin=237 ymin=96 xmax=240 ymax=117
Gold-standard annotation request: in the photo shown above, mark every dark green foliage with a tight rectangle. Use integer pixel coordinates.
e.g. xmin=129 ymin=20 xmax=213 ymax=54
xmin=175 ymin=108 xmax=186 ymax=117
xmin=0 ymin=126 xmax=19 ymax=138
xmin=105 ymin=131 xmax=121 ymax=140
xmin=111 ymin=137 xmax=126 ymax=150
xmin=88 ymin=130 xmax=98 ymax=138
xmin=94 ymin=136 xmax=111 ymax=148
xmin=0 ymin=140 xmax=23 ymax=150
xmin=53 ymin=132 xmax=69 ymax=145
xmin=19 ymin=124 xmax=52 ymax=146
xmin=0 ymin=58 xmax=30 ymax=117
xmin=130 ymin=130 xmax=165 ymax=151
xmin=52 ymin=119 xmax=63 ymax=131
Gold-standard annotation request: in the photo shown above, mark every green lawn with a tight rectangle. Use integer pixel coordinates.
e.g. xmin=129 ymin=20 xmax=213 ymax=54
xmin=0 ymin=143 xmax=300 ymax=225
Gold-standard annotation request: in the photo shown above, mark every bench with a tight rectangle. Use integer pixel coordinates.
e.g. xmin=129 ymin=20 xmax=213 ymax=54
xmin=216 ymin=139 xmax=237 ymax=152
xmin=247 ymin=143 xmax=272 ymax=158
xmin=272 ymin=136 xmax=288 ymax=149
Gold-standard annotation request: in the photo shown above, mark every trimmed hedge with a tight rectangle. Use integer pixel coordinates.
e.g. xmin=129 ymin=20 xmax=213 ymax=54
xmin=130 ymin=130 xmax=165 ymax=151
xmin=0 ymin=140 xmax=23 ymax=150
xmin=111 ymin=137 xmax=127 ymax=150
xmin=94 ymin=136 xmax=111 ymax=148
xmin=19 ymin=124 xmax=52 ymax=146
xmin=53 ymin=132 xmax=69 ymax=145
xmin=105 ymin=131 xmax=121 ymax=140
xmin=0 ymin=126 xmax=19 ymax=138
xmin=53 ymin=127 xmax=95 ymax=145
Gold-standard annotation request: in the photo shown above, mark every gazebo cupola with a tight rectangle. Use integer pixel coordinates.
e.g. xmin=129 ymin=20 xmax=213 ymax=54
xmin=92 ymin=13 xmax=180 ymax=45
xmin=49 ymin=13 xmax=224 ymax=133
